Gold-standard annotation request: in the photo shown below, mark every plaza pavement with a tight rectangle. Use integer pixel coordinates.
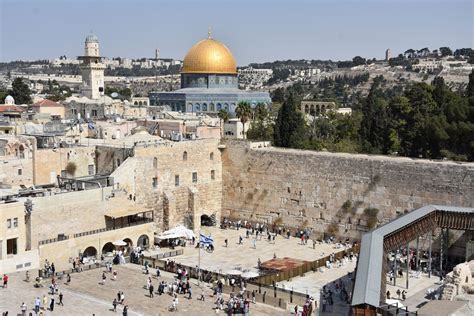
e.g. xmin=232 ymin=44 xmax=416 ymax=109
xmin=0 ymin=264 xmax=287 ymax=315
xmin=172 ymin=226 xmax=347 ymax=274
xmin=385 ymin=272 xmax=443 ymax=311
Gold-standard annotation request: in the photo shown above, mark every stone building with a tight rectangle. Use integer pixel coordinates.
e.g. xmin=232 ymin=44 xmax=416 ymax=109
xmin=300 ymin=100 xmax=336 ymax=116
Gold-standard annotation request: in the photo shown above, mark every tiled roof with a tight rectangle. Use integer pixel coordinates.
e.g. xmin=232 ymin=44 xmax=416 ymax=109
xmin=0 ymin=105 xmax=25 ymax=113
xmin=31 ymin=99 xmax=63 ymax=107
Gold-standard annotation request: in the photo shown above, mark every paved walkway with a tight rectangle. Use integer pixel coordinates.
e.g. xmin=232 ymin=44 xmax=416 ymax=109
xmin=0 ymin=264 xmax=287 ymax=315
xmin=173 ymin=227 xmax=347 ymax=274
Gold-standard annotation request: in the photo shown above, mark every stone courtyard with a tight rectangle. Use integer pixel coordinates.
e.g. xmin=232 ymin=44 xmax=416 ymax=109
xmin=0 ymin=264 xmax=286 ymax=316
xmin=172 ymin=226 xmax=345 ymax=274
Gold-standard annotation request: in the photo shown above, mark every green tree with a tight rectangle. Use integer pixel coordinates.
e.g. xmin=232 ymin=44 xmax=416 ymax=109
xmin=359 ymin=80 xmax=391 ymax=153
xmin=218 ymin=109 xmax=230 ymax=123
xmin=247 ymin=103 xmax=273 ymax=141
xmin=9 ymin=77 xmax=32 ymax=104
xmin=235 ymin=101 xmax=252 ymax=139
xmin=439 ymin=47 xmax=453 ymax=57
xmin=272 ymin=88 xmax=285 ymax=103
xmin=273 ymin=94 xmax=306 ymax=148
xmin=467 ymin=69 xmax=474 ymax=98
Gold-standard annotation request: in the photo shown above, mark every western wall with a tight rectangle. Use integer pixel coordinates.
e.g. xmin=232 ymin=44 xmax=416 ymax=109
xmin=221 ymin=140 xmax=474 ymax=239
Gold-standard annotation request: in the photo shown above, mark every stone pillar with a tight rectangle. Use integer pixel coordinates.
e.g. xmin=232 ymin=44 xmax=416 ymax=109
xmin=162 ymin=191 xmax=176 ymax=231
xmin=188 ymin=187 xmax=201 ymax=231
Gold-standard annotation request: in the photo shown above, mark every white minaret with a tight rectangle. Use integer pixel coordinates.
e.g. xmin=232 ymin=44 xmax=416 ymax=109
xmin=79 ymin=33 xmax=105 ymax=99
xmin=155 ymin=48 xmax=160 ymax=60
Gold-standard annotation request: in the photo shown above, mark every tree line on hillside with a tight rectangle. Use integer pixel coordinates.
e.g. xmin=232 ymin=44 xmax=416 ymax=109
xmin=262 ymin=71 xmax=474 ymax=161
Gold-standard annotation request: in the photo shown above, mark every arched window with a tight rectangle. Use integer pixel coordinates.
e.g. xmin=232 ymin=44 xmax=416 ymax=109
xmin=153 ymin=157 xmax=157 ymax=168
xmin=216 ymin=103 xmax=222 ymax=111
xmin=195 ymin=103 xmax=200 ymax=111
xmin=210 ymin=152 xmax=214 ymax=160
xmin=202 ymin=103 xmax=208 ymax=111
xmin=210 ymin=103 xmax=215 ymax=111
xmin=183 ymin=151 xmax=187 ymax=161
xmin=134 ymin=101 xmax=138 ymax=105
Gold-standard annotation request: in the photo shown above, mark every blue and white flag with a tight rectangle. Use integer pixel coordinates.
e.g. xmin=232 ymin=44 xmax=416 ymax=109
xmin=199 ymin=234 xmax=214 ymax=246
xmin=87 ymin=122 xmax=96 ymax=130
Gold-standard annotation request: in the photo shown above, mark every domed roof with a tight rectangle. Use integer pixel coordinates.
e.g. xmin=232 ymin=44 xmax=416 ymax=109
xmin=182 ymin=37 xmax=237 ymax=74
xmin=4 ymin=95 xmax=15 ymax=105
xmin=85 ymin=33 xmax=99 ymax=43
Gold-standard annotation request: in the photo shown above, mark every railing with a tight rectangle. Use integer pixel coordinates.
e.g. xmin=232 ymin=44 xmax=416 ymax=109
xmin=38 ymin=219 xmax=153 ymax=246
xmin=38 ymin=235 xmax=70 ymax=246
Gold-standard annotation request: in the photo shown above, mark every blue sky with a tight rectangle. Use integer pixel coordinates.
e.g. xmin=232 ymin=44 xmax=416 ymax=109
xmin=0 ymin=0 xmax=472 ymax=65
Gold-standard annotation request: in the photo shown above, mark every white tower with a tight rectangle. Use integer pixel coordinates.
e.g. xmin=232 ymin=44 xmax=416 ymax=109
xmin=79 ymin=33 xmax=105 ymax=99
xmin=155 ymin=48 xmax=160 ymax=60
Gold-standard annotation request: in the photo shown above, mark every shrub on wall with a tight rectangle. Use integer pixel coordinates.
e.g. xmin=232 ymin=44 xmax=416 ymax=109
xmin=65 ymin=162 xmax=77 ymax=176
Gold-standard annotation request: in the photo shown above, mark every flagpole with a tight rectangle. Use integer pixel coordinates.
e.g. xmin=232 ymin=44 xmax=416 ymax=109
xmin=198 ymin=229 xmax=201 ymax=286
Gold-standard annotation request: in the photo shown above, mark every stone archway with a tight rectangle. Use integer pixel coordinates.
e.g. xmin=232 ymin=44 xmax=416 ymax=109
xmin=83 ymin=246 xmax=98 ymax=258
xmin=102 ymin=242 xmax=115 ymax=255
xmin=123 ymin=238 xmax=133 ymax=247
xmin=137 ymin=235 xmax=150 ymax=249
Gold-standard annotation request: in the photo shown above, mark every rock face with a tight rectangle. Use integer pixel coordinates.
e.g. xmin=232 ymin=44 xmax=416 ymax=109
xmin=442 ymin=260 xmax=474 ymax=299
xmin=222 ymin=140 xmax=474 ymax=239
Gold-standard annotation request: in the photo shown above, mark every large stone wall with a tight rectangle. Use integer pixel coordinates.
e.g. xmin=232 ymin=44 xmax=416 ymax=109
xmin=222 ymin=140 xmax=474 ymax=239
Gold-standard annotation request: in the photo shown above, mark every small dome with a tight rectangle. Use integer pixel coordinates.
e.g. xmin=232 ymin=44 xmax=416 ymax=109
xmin=85 ymin=33 xmax=99 ymax=43
xmin=4 ymin=95 xmax=15 ymax=105
xmin=182 ymin=38 xmax=237 ymax=74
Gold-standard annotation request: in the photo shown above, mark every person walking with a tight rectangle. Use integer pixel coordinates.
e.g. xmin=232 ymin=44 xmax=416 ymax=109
xmin=253 ymin=238 xmax=257 ymax=249
xmin=42 ymin=295 xmax=48 ymax=311
xmin=34 ymin=297 xmax=41 ymax=314
xmin=20 ymin=302 xmax=27 ymax=316
xmin=51 ymin=263 xmax=55 ymax=276
xmin=156 ymin=267 xmax=160 ymax=278
xmin=122 ymin=305 xmax=128 ymax=316
xmin=149 ymin=284 xmax=154 ymax=298
xmin=49 ymin=297 xmax=55 ymax=311
xmin=112 ymin=298 xmax=117 ymax=312
xmin=113 ymin=270 xmax=117 ymax=281
xmin=225 ymin=239 xmax=228 ymax=247
xmin=2 ymin=274 xmax=8 ymax=288
xmin=66 ymin=274 xmax=71 ymax=284
xmin=188 ymin=286 xmax=192 ymax=299
xmin=101 ymin=272 xmax=106 ymax=285
xmin=58 ymin=291 xmax=64 ymax=306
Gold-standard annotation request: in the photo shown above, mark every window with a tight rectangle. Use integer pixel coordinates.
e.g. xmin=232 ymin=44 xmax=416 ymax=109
xmin=61 ymin=170 xmax=67 ymax=177
xmin=92 ymin=109 xmax=98 ymax=117
xmin=13 ymin=218 xmax=18 ymax=228
xmin=7 ymin=219 xmax=11 ymax=229
xmin=175 ymin=175 xmax=179 ymax=187
xmin=153 ymin=157 xmax=158 ymax=168
xmin=88 ymin=164 xmax=94 ymax=175
xmin=18 ymin=169 xmax=22 ymax=175
xmin=211 ymin=170 xmax=215 ymax=180
xmin=183 ymin=151 xmax=187 ymax=161
xmin=152 ymin=177 xmax=158 ymax=188
xmin=71 ymin=109 xmax=77 ymax=115
xmin=7 ymin=238 xmax=17 ymax=255
xmin=192 ymin=172 xmax=198 ymax=183
xmin=210 ymin=152 xmax=214 ymax=160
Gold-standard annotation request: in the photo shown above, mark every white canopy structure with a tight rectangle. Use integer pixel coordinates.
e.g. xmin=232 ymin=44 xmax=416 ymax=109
xmin=155 ymin=225 xmax=195 ymax=243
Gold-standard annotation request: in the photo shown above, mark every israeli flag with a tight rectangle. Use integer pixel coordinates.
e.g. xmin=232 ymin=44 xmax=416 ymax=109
xmin=199 ymin=234 xmax=214 ymax=246
xmin=87 ymin=122 xmax=95 ymax=130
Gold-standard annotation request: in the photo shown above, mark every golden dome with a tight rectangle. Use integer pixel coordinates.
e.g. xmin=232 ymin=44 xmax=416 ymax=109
xmin=182 ymin=38 xmax=237 ymax=74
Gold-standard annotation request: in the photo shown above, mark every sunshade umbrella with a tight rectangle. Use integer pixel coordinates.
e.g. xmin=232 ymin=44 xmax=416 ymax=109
xmin=241 ymin=271 xmax=259 ymax=279
xmin=225 ymin=269 xmax=243 ymax=275
xmin=113 ymin=240 xmax=127 ymax=246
